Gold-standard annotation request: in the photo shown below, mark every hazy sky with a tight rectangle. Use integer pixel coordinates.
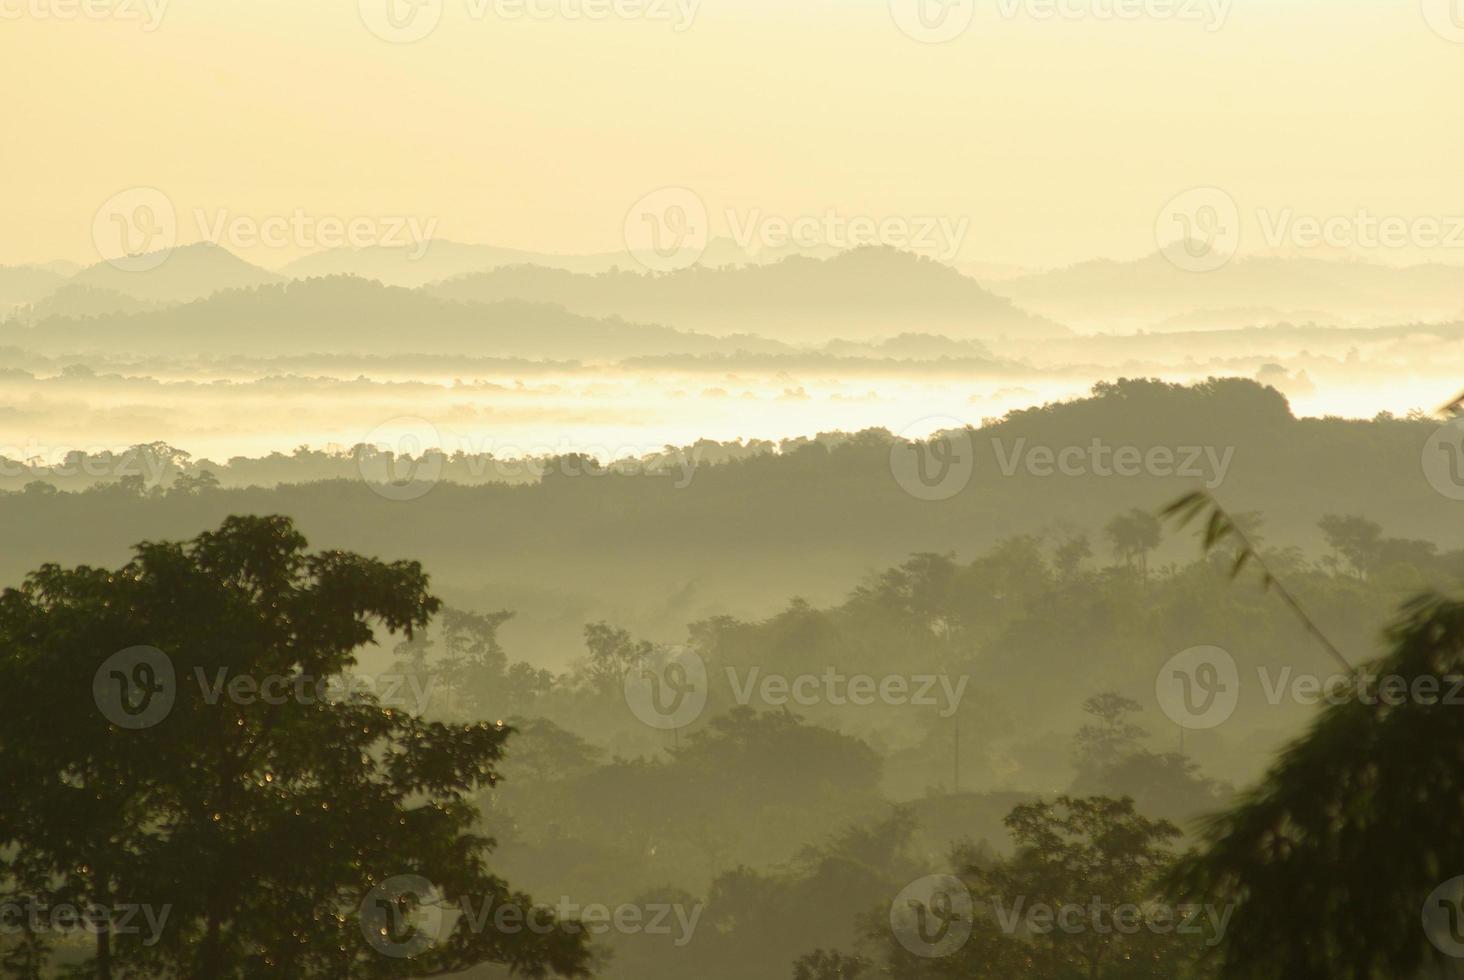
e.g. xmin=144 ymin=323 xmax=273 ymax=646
xmin=4 ymin=0 xmax=1462 ymax=270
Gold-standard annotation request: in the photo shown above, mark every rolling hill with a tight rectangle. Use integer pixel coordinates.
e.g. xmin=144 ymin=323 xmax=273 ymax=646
xmin=279 ymin=237 xmax=790 ymax=288
xmin=1 ymin=275 xmax=793 ymax=358
xmin=992 ymin=249 xmax=1464 ymax=329
xmin=64 ymin=242 xmax=284 ymax=304
xmin=427 ymin=247 xmax=1068 ymax=341
xmin=0 ymin=265 xmax=70 ymax=313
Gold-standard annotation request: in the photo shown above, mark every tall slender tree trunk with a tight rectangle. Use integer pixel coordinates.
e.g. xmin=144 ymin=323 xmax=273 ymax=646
xmin=96 ymin=923 xmax=111 ymax=980
xmin=93 ymin=863 xmax=113 ymax=980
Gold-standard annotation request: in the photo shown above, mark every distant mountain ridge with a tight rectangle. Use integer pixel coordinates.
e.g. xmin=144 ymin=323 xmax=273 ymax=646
xmin=0 ymin=266 xmax=71 ymax=313
xmin=0 ymin=275 xmax=794 ymax=358
xmin=65 ymin=242 xmax=284 ymax=304
xmin=277 ymin=236 xmax=778 ymax=288
xmin=427 ymin=247 xmax=1068 ymax=341
xmin=13 ymin=242 xmax=1464 ymax=338
xmin=6 ymin=284 xmax=167 ymax=322
xmin=993 ymin=250 xmax=1464 ymax=328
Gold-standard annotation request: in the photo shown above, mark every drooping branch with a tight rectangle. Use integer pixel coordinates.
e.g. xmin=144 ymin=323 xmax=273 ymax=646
xmin=1162 ymin=490 xmax=1352 ymax=673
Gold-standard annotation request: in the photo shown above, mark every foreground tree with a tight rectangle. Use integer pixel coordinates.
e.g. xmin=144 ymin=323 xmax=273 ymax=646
xmin=1169 ymin=593 xmax=1464 ymax=980
xmin=1072 ymin=693 xmax=1148 ymax=779
xmin=977 ymin=796 xmax=1194 ymax=980
xmin=0 ymin=515 xmax=589 ymax=979
xmin=1164 ymin=489 xmax=1464 ymax=978
xmin=1104 ymin=510 xmax=1162 ymax=579
xmin=867 ymin=795 xmax=1211 ymax=980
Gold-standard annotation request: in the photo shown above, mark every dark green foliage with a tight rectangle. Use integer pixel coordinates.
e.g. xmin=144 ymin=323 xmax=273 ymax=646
xmin=1169 ymin=594 xmax=1464 ymax=980
xmin=0 ymin=516 xmax=589 ymax=979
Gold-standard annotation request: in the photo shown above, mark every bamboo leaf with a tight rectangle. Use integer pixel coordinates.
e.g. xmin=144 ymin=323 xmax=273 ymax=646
xmin=1204 ymin=510 xmax=1230 ymax=549
xmin=1161 ymin=491 xmax=1207 ymax=524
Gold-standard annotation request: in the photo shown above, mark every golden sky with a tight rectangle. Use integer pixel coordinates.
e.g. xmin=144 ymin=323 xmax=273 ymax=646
xmin=3 ymin=0 xmax=1461 ymax=270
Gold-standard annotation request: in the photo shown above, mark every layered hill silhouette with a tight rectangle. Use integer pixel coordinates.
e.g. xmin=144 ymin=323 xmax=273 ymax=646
xmin=64 ymin=242 xmax=284 ymax=304
xmin=278 ymin=236 xmax=780 ymax=288
xmin=7 ymin=283 xmax=166 ymax=322
xmin=20 ymin=241 xmax=1464 ymax=344
xmin=0 ymin=265 xmax=70 ymax=311
xmin=1 ymin=245 xmax=277 ymax=315
xmin=0 ymin=275 xmax=792 ymax=358
xmin=0 ymin=378 xmax=1453 ymax=663
xmin=18 ymin=242 xmax=1462 ymax=340
xmin=994 ymin=248 xmax=1464 ymax=327
xmin=281 ymin=240 xmax=635 ymax=288
xmin=426 ymin=247 xmax=1068 ymax=341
